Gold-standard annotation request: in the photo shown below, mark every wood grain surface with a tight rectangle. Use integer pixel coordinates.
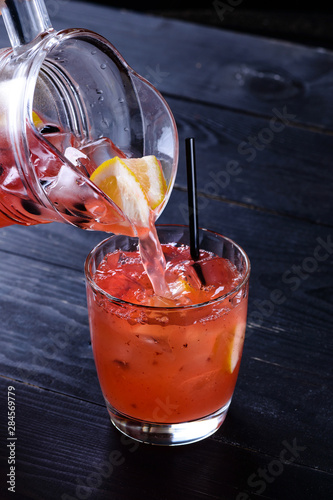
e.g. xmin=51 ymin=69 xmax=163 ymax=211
xmin=0 ymin=2 xmax=332 ymax=499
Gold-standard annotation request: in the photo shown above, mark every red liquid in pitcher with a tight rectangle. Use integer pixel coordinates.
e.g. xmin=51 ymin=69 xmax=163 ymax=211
xmin=0 ymin=120 xmax=132 ymax=232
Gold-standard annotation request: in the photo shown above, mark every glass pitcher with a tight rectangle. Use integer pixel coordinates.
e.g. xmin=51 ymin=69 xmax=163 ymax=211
xmin=0 ymin=0 xmax=178 ymax=234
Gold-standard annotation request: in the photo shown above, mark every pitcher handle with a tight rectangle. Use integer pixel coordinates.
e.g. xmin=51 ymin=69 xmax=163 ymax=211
xmin=1 ymin=0 xmax=52 ymax=52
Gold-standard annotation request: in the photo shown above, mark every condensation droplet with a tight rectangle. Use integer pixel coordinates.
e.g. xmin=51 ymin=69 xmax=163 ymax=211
xmin=100 ymin=63 xmax=107 ymax=70
xmin=54 ymin=56 xmax=66 ymax=63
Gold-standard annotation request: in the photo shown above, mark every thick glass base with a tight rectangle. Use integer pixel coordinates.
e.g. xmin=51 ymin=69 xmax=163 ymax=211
xmin=106 ymin=401 xmax=231 ymax=446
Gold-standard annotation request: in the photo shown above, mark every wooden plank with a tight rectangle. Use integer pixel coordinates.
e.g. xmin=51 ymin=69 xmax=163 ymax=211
xmin=0 ymin=192 xmax=332 ymax=471
xmin=45 ymin=3 xmax=333 ymax=131
xmin=1 ymin=3 xmax=333 ymax=132
xmin=0 ymin=221 xmax=104 ymax=272
xmin=170 ymin=97 xmax=333 ymax=226
xmin=0 ymin=377 xmax=332 ymax=499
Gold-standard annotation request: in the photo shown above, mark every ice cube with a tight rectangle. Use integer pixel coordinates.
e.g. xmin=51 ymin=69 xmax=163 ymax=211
xmin=81 ymin=137 xmax=126 ymax=168
xmin=196 ymin=256 xmax=239 ymax=293
xmin=65 ymin=146 xmax=87 ymax=164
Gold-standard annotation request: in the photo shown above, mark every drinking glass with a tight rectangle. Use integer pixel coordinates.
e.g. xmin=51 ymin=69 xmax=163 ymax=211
xmin=85 ymin=225 xmax=250 ymax=445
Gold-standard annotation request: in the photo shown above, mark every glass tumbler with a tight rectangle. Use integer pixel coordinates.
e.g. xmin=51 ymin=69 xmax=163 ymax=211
xmin=85 ymin=225 xmax=250 ymax=445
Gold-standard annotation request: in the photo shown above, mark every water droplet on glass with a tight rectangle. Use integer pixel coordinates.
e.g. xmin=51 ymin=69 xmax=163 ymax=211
xmin=91 ymin=50 xmax=97 ymax=55
xmin=118 ymin=98 xmax=124 ymax=104
xmin=100 ymin=63 xmax=107 ymax=70
xmin=76 ymin=178 xmax=86 ymax=187
xmin=96 ymin=89 xmax=103 ymax=94
xmin=98 ymin=95 xmax=104 ymax=102
xmin=54 ymin=56 xmax=65 ymax=63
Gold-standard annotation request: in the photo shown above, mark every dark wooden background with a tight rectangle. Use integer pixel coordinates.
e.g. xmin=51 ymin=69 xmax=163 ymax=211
xmin=0 ymin=1 xmax=332 ymax=499
xmin=80 ymin=0 xmax=333 ymax=49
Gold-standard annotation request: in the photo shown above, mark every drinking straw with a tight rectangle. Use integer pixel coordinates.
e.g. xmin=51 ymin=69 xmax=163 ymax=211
xmin=185 ymin=137 xmax=200 ymax=261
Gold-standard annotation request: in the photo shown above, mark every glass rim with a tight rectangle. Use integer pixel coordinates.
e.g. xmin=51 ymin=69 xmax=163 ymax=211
xmin=84 ymin=224 xmax=251 ymax=311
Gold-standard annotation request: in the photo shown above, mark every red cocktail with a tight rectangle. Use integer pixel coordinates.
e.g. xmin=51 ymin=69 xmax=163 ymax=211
xmin=85 ymin=225 xmax=250 ymax=445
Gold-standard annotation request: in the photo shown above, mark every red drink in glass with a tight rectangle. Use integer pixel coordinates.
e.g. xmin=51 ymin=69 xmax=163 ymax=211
xmin=85 ymin=225 xmax=250 ymax=445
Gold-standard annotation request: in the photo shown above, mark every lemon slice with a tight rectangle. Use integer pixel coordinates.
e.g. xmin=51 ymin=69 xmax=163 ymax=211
xmin=90 ymin=157 xmax=150 ymax=227
xmin=123 ymin=156 xmax=167 ymax=209
xmin=168 ymin=277 xmax=193 ymax=296
xmin=227 ymin=322 xmax=246 ymax=373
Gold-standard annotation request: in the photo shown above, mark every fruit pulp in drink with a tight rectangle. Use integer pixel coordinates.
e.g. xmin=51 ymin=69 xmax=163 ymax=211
xmin=87 ymin=243 xmax=249 ymax=424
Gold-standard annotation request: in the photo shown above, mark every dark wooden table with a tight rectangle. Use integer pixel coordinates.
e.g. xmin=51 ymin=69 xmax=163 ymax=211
xmin=0 ymin=2 xmax=332 ymax=499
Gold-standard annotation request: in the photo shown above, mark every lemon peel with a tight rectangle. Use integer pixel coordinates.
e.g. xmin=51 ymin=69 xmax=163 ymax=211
xmin=227 ymin=322 xmax=246 ymax=373
xmin=32 ymin=111 xmax=44 ymax=131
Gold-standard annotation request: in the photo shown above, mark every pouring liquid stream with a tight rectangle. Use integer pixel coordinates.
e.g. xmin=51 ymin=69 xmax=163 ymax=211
xmin=138 ymin=219 xmax=169 ymax=298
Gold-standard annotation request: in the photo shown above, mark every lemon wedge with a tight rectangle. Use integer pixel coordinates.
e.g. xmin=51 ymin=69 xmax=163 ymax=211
xmin=168 ymin=277 xmax=193 ymax=297
xmin=90 ymin=157 xmax=150 ymax=228
xmin=227 ymin=322 xmax=246 ymax=373
xmin=123 ymin=155 xmax=167 ymax=209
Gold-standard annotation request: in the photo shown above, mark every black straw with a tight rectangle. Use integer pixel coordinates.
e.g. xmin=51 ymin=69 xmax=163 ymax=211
xmin=186 ymin=137 xmax=200 ymax=261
